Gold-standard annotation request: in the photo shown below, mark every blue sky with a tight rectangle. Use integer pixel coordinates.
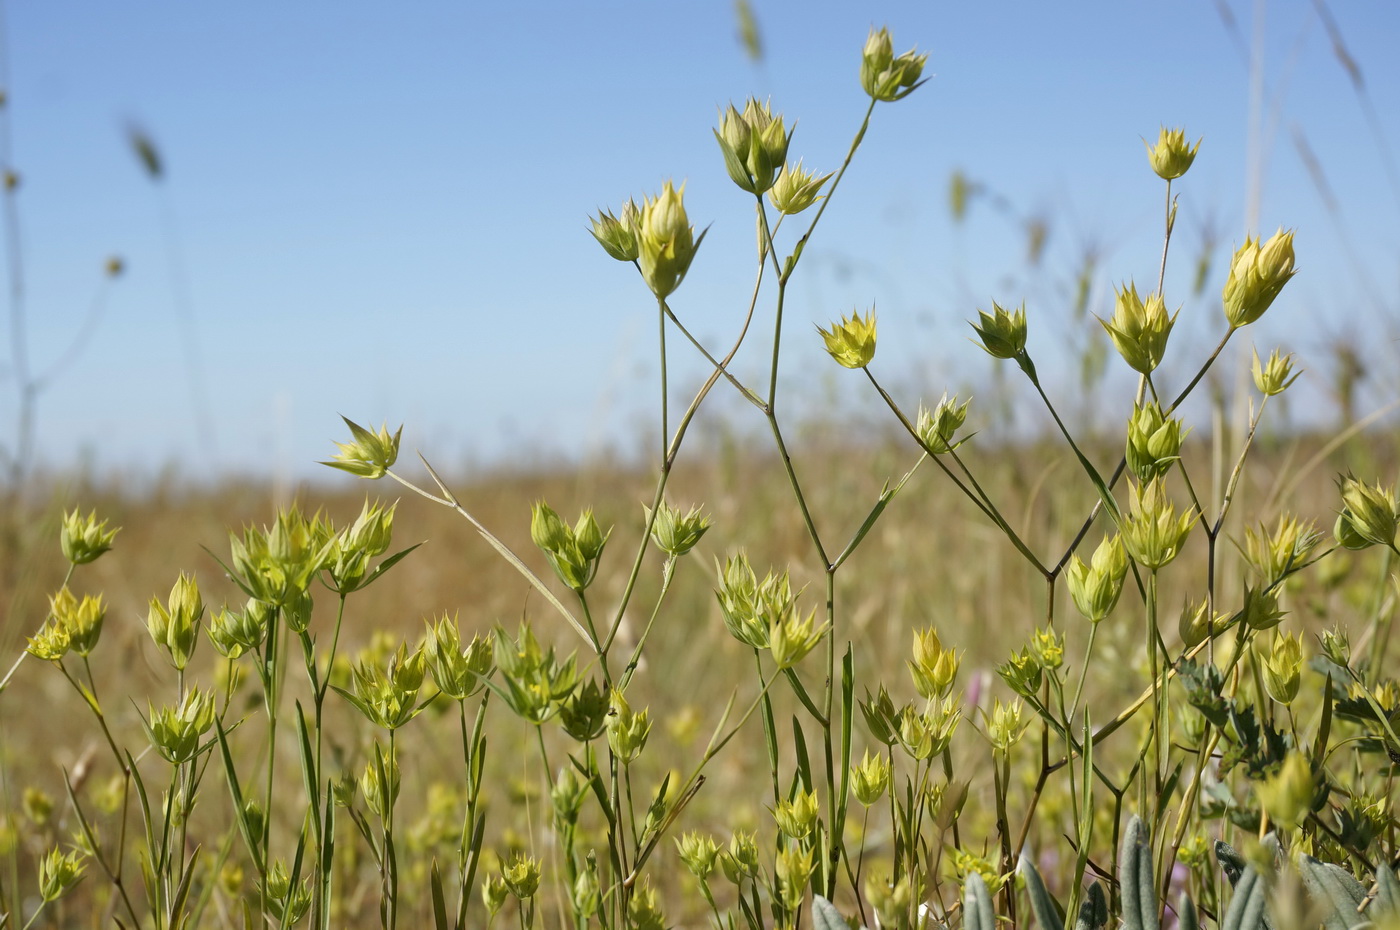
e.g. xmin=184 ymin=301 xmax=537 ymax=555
xmin=3 ymin=1 xmax=1398 ymax=482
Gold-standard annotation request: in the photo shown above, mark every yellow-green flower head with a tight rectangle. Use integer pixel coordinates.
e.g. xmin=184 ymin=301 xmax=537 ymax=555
xmin=1244 ymin=514 xmax=1320 ymax=584
xmin=908 ymin=626 xmax=960 ymax=699
xmin=988 ymin=698 xmax=1027 ymax=753
xmin=772 ymin=787 xmax=820 ymax=838
xmin=572 ymin=866 xmax=600 ymax=917
xmin=1100 ymin=283 xmax=1177 ymax=374
xmin=996 ymin=646 xmax=1042 ymax=697
xmin=1125 ymin=402 xmax=1186 ymax=483
xmin=768 ymin=159 xmax=832 ymax=215
xmin=714 ymin=552 xmax=771 ymax=648
xmin=1263 ymin=631 xmax=1304 ymax=705
xmin=606 ymin=688 xmax=651 ymax=763
xmin=1030 ymin=626 xmax=1064 ymax=671
xmin=1255 ymin=752 xmax=1313 ymax=831
xmin=637 ymin=180 xmax=703 ymax=299
xmin=859 ymin=685 xmax=900 ymax=746
xmin=851 ymin=750 xmax=892 ymax=806
xmin=865 ymin=870 xmax=914 ymax=930
xmin=423 ymin=614 xmax=493 ymax=700
xmin=714 ymin=98 xmax=790 ymax=195
xmin=769 ymin=606 xmax=829 ymax=670
xmin=916 ymin=393 xmax=972 ymax=454
xmin=323 ymin=416 xmax=401 ymax=479
xmin=25 ymin=617 xmax=71 ymax=662
xmin=481 ymin=874 xmax=509 ymax=916
xmin=860 ymin=26 xmax=929 ymax=102
xmin=1242 ymin=585 xmax=1286 ymax=631
xmin=676 ymin=831 xmax=721 ymax=881
xmin=817 ymin=308 xmax=877 ymax=369
xmin=51 ymin=588 xmax=105 ymax=657
xmin=1223 ymin=229 xmax=1297 ymax=329
xmin=720 ymin=831 xmax=760 ymax=884
xmin=502 ymin=854 xmax=542 ymax=899
xmin=645 ymin=500 xmax=711 ymax=558
xmin=1335 ymin=475 xmax=1399 ymax=551
xmin=1066 ymin=534 xmax=1128 ymax=624
xmin=775 ymin=845 xmax=816 ymax=909
xmin=1252 ymin=347 xmax=1301 ymax=396
xmin=1177 ymin=598 xmax=1228 ymax=648
xmin=359 ymin=746 xmax=400 ymax=818
xmin=970 ymin=301 xmax=1027 ymax=359
xmin=60 ymin=508 xmax=118 ymax=565
xmin=38 ymin=847 xmax=87 ymax=903
xmin=147 ymin=573 xmax=204 ymax=670
xmin=589 ymin=198 xmax=640 ymax=262
xmin=1143 ymin=127 xmax=1201 ymax=180
xmin=628 ymin=879 xmax=667 ymax=930
xmin=1122 ymin=478 xmax=1196 ymax=570
xmin=337 ymin=642 xmax=428 ymax=730
xmin=143 ymin=688 xmax=216 ymax=764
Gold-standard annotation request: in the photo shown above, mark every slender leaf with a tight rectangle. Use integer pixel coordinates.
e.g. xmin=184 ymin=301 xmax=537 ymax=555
xmin=1119 ymin=815 xmax=1159 ymax=930
xmin=1019 ymin=854 xmax=1065 ymax=930
xmin=963 ymin=871 xmax=996 ymax=930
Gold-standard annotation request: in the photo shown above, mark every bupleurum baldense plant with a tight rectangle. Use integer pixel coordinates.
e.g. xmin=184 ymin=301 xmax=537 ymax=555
xmin=5 ymin=24 xmax=1400 ymax=930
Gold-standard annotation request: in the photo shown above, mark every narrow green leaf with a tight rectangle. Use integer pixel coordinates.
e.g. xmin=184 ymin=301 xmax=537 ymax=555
xmin=1019 ymin=854 xmax=1066 ymax=930
xmin=1299 ymin=855 xmax=1365 ymax=930
xmin=1119 ymin=815 xmax=1159 ymax=930
xmin=1073 ymin=881 xmax=1108 ymax=930
xmin=216 ymin=720 xmax=265 ymax=874
xmin=430 ymin=861 xmax=450 ymax=930
xmin=1220 ymin=866 xmax=1268 ymax=930
xmin=1372 ymin=865 xmax=1400 ymax=919
xmin=1177 ymin=892 xmax=1200 ymax=930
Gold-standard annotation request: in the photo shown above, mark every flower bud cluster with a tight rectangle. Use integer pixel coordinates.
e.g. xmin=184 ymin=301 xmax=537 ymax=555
xmin=493 ymin=623 xmax=579 ymax=725
xmin=637 ymin=181 xmax=703 ymax=299
xmin=715 ymin=554 xmax=828 ymax=668
xmin=1252 ymin=347 xmax=1301 ymax=396
xmin=606 ymin=688 xmax=652 ymax=763
xmin=715 ymin=98 xmax=791 ymax=195
xmin=645 ymin=500 xmax=711 ymax=558
xmin=423 ymin=613 xmax=494 ymax=700
xmin=143 ymin=688 xmax=216 ymax=764
xmin=26 ymin=588 xmax=106 ymax=662
xmin=323 ymin=416 xmax=401 ymax=479
xmin=860 ymin=27 xmax=928 ymax=102
xmin=1125 ymin=402 xmax=1185 ymax=482
xmin=60 ymin=508 xmax=118 ymax=565
xmin=1065 ymin=535 xmax=1129 ymax=624
xmin=531 ymin=500 xmax=611 ymax=592
xmin=147 ymin=573 xmax=205 ymax=670
xmin=1243 ymin=514 xmax=1320 ymax=584
xmin=337 ymin=642 xmax=427 ymax=730
xmin=916 ymin=394 xmax=971 ymax=454
xmin=970 ymin=301 xmax=1027 ymax=360
xmin=1122 ymin=479 xmax=1196 ymax=570
xmin=1334 ymin=476 xmax=1398 ymax=552
xmin=1223 ymin=230 xmax=1296 ymax=329
xmin=1100 ymin=283 xmax=1176 ymax=374
xmin=1143 ymin=127 xmax=1201 ymax=180
xmin=817 ymin=309 xmax=877 ymax=369
xmin=908 ymin=627 xmax=960 ymax=700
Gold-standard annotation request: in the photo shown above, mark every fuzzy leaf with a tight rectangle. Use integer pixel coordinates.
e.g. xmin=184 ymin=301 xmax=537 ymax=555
xmin=1119 ymin=816 xmax=1158 ymax=930
xmin=1298 ymin=855 xmax=1365 ymax=930
xmin=1019 ymin=854 xmax=1065 ymax=930
xmin=963 ymin=871 xmax=996 ymax=930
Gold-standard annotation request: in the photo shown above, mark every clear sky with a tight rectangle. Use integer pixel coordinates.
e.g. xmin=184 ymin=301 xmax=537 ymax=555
xmin=2 ymin=1 xmax=1398 ymax=484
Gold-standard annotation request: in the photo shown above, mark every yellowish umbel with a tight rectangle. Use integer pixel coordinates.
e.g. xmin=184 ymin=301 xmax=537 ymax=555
xmin=1223 ymin=229 xmax=1297 ymax=328
xmin=818 ymin=308 xmax=877 ymax=368
xmin=1099 ymin=283 xmax=1176 ymax=374
xmin=637 ymin=180 xmax=704 ymax=299
xmin=860 ymin=26 xmax=929 ymax=102
xmin=1143 ymin=126 xmax=1201 ymax=180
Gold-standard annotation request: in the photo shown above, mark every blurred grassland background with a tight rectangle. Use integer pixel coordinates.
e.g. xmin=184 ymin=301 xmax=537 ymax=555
xmin=0 ymin=1 xmax=1399 ymax=924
